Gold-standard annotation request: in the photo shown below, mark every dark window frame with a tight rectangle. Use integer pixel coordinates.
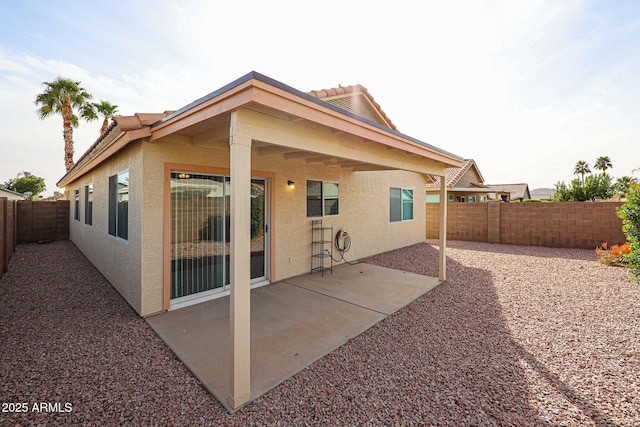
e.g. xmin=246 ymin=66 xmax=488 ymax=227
xmin=84 ymin=184 xmax=93 ymax=226
xmin=306 ymin=180 xmax=339 ymax=218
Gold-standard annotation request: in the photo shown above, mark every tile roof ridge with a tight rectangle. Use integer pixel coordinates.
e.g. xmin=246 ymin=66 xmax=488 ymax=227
xmin=307 ymin=84 xmax=367 ymax=98
xmin=68 ymin=112 xmax=170 ymax=179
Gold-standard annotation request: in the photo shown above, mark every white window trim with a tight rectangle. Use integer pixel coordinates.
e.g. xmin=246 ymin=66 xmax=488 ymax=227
xmin=84 ymin=183 xmax=93 ymax=227
xmin=74 ymin=188 xmax=81 ymax=222
xmin=108 ymin=169 xmax=129 ymax=242
xmin=390 ymin=187 xmax=414 ymax=223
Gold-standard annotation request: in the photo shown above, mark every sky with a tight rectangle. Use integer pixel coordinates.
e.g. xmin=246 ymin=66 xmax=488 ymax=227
xmin=0 ymin=0 xmax=638 ymax=196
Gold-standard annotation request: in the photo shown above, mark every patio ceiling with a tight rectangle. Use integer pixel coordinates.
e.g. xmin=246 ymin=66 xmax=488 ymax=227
xmin=159 ymin=103 xmax=448 ymax=174
xmin=253 ymin=141 xmax=396 ymax=172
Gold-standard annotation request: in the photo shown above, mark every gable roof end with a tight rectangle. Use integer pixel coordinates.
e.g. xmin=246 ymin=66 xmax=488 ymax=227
xmin=307 ymin=84 xmax=397 ymax=130
xmin=426 ymin=159 xmax=484 ymax=188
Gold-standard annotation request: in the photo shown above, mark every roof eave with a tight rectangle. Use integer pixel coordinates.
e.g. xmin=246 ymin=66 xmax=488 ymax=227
xmin=57 ymin=127 xmax=150 ymax=187
xmin=152 ymin=71 xmax=463 ymax=167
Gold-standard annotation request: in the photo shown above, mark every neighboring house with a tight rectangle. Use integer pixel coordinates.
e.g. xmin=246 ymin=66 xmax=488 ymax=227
xmin=0 ymin=187 xmax=27 ymax=200
xmin=425 ymin=160 xmax=531 ymax=203
xmin=41 ymin=191 xmax=67 ymax=201
xmin=530 ymin=187 xmax=554 ymax=200
xmin=425 ymin=159 xmax=506 ymax=202
xmin=57 ymin=71 xmax=462 ymax=409
xmin=485 ymin=183 xmax=531 ymax=202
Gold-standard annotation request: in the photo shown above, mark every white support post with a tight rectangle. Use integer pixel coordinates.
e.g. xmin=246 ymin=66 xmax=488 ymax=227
xmin=228 ymin=111 xmax=252 ymax=409
xmin=439 ymin=176 xmax=447 ymax=281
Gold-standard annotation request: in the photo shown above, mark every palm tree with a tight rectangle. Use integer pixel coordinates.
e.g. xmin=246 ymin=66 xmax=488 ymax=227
xmin=92 ymin=100 xmax=119 ymax=135
xmin=614 ymin=176 xmax=639 ymax=197
xmin=574 ymin=160 xmax=591 ymax=185
xmin=594 ymin=156 xmax=613 ymax=174
xmin=35 ymin=77 xmax=96 ymax=172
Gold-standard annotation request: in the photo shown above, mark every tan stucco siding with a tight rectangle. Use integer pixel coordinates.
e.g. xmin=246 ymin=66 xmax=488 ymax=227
xmin=139 ymin=140 xmax=232 ymax=316
xmin=456 ymin=168 xmax=482 ymax=188
xmin=66 ymin=144 xmax=143 ymax=314
xmin=236 ymin=108 xmax=448 ymax=176
xmin=70 ymin=106 xmax=437 ymax=316
xmin=138 ymin=137 xmax=427 ymax=316
xmin=268 ymin=163 xmax=426 ymax=279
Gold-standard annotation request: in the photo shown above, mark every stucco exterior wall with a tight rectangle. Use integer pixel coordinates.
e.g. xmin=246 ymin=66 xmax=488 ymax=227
xmin=138 ymin=137 xmax=427 ymax=316
xmin=455 ymin=168 xmax=482 ymax=187
xmin=66 ymin=143 xmax=143 ymax=314
xmin=65 ymin=107 xmax=434 ymax=317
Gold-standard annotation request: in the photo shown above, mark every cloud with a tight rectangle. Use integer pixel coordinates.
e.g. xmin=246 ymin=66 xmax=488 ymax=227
xmin=1 ymin=0 xmax=638 ymax=196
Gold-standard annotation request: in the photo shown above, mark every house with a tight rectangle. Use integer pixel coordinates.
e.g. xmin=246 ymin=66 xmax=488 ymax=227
xmin=57 ymin=71 xmax=462 ymax=409
xmin=40 ymin=190 xmax=67 ymax=201
xmin=425 ymin=159 xmax=507 ymax=202
xmin=485 ymin=183 xmax=531 ymax=202
xmin=0 ymin=187 xmax=27 ymax=200
xmin=425 ymin=160 xmax=531 ymax=202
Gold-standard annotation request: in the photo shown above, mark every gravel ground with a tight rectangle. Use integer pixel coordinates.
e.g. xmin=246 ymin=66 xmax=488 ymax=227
xmin=1 ymin=240 xmax=639 ymax=426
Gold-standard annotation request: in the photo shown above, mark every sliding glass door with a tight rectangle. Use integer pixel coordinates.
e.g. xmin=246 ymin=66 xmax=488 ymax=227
xmin=170 ymin=173 xmax=268 ymax=302
xmin=250 ymin=178 xmax=266 ymax=281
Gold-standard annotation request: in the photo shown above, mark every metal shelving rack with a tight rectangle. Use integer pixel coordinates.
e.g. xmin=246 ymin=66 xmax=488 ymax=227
xmin=311 ymin=220 xmax=333 ymax=276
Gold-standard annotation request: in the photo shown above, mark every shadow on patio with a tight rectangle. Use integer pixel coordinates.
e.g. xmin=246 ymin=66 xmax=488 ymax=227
xmin=146 ymin=262 xmax=441 ymax=412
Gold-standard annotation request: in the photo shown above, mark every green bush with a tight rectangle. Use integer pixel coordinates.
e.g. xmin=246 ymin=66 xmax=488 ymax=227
xmin=617 ymin=185 xmax=640 ymax=280
xmin=553 ymin=174 xmax=614 ymax=201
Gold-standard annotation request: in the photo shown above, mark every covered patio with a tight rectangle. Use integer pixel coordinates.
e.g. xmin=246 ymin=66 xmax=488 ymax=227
xmin=57 ymin=72 xmax=459 ymax=411
xmin=146 ymin=262 xmax=441 ymax=412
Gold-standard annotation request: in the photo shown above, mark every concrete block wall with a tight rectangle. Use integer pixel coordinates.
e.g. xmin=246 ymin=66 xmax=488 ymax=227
xmin=426 ymin=202 xmax=626 ymax=249
xmin=0 ymin=198 xmax=17 ymax=277
xmin=16 ymin=201 xmax=70 ymax=244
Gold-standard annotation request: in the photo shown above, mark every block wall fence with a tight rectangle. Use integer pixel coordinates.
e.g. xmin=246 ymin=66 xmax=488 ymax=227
xmin=16 ymin=200 xmax=70 ymax=244
xmin=0 ymin=198 xmax=17 ymax=278
xmin=426 ymin=202 xmax=626 ymax=249
xmin=0 ymin=200 xmax=70 ymax=280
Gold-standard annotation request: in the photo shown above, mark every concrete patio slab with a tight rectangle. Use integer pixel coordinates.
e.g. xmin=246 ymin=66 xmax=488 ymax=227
xmin=146 ymin=263 xmax=441 ymax=411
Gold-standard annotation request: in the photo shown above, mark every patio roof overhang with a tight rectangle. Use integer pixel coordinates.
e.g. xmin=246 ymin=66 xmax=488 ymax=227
xmin=149 ymin=72 xmax=463 ymax=174
xmin=59 ymin=72 xmax=463 ymax=187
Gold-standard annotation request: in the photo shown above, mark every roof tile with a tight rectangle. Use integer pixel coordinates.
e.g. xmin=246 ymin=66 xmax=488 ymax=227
xmin=307 ymin=84 xmax=396 ymax=130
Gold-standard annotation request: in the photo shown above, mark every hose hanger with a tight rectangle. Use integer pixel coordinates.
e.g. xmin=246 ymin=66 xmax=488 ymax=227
xmin=335 ymin=228 xmax=351 ymax=252
xmin=327 ymin=228 xmax=358 ymax=265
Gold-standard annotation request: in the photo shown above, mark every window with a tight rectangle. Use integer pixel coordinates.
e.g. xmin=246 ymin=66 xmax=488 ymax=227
xmin=390 ymin=187 xmax=413 ymax=222
xmin=74 ymin=189 xmax=80 ymax=221
xmin=457 ymin=196 xmax=466 ymax=203
xmin=481 ymin=196 xmax=487 ymax=202
xmin=307 ymin=180 xmax=339 ymax=217
xmin=448 ymin=194 xmax=454 ymax=202
xmin=109 ymin=171 xmax=129 ymax=240
xmin=469 ymin=195 xmax=476 ymax=203
xmin=84 ymin=184 xmax=93 ymax=225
